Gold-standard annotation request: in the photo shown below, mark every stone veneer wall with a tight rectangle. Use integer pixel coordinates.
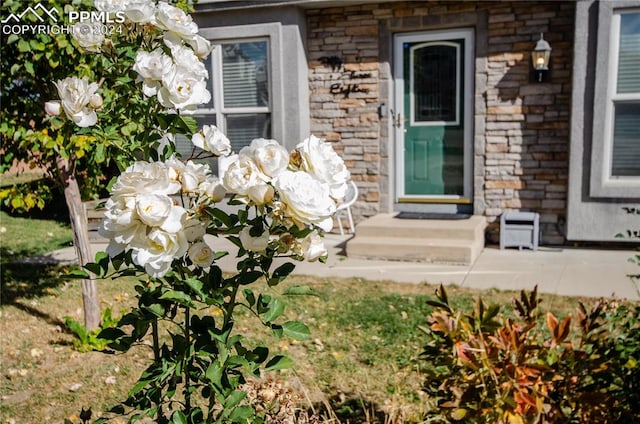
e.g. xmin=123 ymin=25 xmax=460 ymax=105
xmin=306 ymin=1 xmax=574 ymax=244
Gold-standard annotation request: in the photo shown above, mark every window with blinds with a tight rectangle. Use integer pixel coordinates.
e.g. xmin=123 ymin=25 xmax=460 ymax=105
xmin=175 ymin=38 xmax=271 ymax=170
xmin=220 ymin=41 xmax=270 ymax=150
xmin=611 ymin=11 xmax=640 ymax=177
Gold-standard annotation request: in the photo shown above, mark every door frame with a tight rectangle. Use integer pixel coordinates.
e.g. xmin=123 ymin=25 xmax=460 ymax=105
xmin=393 ymin=28 xmax=474 ymax=207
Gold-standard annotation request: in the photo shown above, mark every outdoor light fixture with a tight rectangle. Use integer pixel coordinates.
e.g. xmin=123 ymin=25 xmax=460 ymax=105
xmin=531 ymin=33 xmax=551 ymax=82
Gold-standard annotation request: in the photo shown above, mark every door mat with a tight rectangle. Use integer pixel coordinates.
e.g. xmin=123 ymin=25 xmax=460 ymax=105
xmin=395 ymin=212 xmax=471 ymax=220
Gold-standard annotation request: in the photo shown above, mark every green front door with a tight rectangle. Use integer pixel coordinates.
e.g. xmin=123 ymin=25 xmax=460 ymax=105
xmin=395 ymin=30 xmax=473 ymax=203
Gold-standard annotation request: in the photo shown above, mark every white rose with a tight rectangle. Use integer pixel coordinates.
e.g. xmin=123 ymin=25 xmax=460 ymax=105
xmin=158 ymin=67 xmax=210 ymax=112
xmin=99 ymin=197 xmax=145 ymax=256
xmin=53 ymin=76 xmax=101 ymax=127
xmin=89 ymin=93 xmax=103 ymax=109
xmin=94 ymin=0 xmax=128 ymax=13
xmin=135 ymin=194 xmax=185 ymax=233
xmin=183 ymin=218 xmax=207 ymax=242
xmin=222 ymin=155 xmax=262 ymax=196
xmin=155 ymin=2 xmax=198 ymax=40
xmin=44 ymin=101 xmax=61 ymax=116
xmin=188 ymin=34 xmax=212 ymax=59
xmin=111 ymin=161 xmax=181 ymax=199
xmin=198 ymin=175 xmax=226 ymax=202
xmin=169 ymin=43 xmax=208 ymax=80
xmin=241 ymin=138 xmax=289 ymax=180
xmin=301 ymin=232 xmax=328 ymax=262
xmin=188 ymin=241 xmax=215 ymax=268
xmin=275 ymin=170 xmax=336 ymax=232
xmin=247 ymin=183 xmax=274 ymax=205
xmin=181 ymin=160 xmax=209 ymax=192
xmin=72 ymin=23 xmax=105 ymax=52
xmin=297 ymin=135 xmax=351 ymax=201
xmin=133 ymin=49 xmax=172 ymax=80
xmin=239 ymin=227 xmax=270 ymax=252
xmin=133 ymin=49 xmax=173 ymax=97
xmin=130 ymin=228 xmax=188 ymax=277
xmin=135 ymin=193 xmax=173 ymax=227
xmin=191 ymin=125 xmax=231 ymax=156
xmin=123 ymin=0 xmax=155 ymax=23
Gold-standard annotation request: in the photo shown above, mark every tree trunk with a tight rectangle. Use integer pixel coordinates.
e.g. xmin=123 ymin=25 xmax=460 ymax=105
xmin=56 ymin=155 xmax=101 ymax=330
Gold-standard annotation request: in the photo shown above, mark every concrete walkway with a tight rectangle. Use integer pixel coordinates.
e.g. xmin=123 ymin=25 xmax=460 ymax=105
xmin=47 ymin=234 xmax=639 ymax=300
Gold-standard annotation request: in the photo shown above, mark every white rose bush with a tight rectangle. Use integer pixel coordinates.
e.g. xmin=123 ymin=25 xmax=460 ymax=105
xmin=26 ymin=1 xmax=353 ymax=422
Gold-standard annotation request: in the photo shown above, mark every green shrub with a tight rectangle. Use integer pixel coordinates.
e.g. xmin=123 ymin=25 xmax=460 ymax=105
xmin=419 ymin=285 xmax=640 ymax=423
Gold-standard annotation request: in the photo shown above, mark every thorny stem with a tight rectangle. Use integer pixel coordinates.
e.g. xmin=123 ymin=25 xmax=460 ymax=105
xmin=152 ymin=318 xmax=160 ymax=362
xmin=204 ymin=279 xmax=242 ymax=423
xmin=151 ymin=317 xmax=163 ymax=419
xmin=184 ymin=305 xmax=192 ymax=413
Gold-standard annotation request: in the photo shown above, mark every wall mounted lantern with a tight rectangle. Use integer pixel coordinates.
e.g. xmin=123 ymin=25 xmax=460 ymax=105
xmin=531 ymin=33 xmax=551 ymax=82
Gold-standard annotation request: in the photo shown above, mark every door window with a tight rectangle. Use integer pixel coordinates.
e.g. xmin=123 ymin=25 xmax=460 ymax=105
xmin=412 ymin=43 xmax=459 ymax=124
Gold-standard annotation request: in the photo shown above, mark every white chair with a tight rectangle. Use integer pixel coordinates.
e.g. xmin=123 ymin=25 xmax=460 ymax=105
xmin=335 ymin=180 xmax=358 ymax=235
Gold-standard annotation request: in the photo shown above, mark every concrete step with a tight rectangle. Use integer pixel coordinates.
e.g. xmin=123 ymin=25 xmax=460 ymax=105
xmin=346 ymin=214 xmax=486 ymax=265
xmin=354 ymin=213 xmax=486 ymax=241
xmin=347 ymin=236 xmax=483 ymax=265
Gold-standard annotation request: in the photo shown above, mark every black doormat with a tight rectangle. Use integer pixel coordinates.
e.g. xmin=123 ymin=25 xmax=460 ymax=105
xmin=395 ymin=212 xmax=471 ymax=220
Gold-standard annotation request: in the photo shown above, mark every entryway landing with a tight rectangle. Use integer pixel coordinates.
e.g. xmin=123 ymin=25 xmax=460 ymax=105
xmin=346 ymin=213 xmax=486 ymax=265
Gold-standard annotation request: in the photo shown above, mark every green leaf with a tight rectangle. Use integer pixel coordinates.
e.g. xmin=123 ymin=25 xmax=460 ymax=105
xmin=85 ymin=251 xmax=110 ymax=277
xmin=209 ymin=208 xmax=232 ymax=227
xmin=184 ymin=277 xmax=205 ymax=300
xmin=97 ymin=327 xmax=126 ymax=341
xmin=243 ymin=289 xmax=256 ymax=307
xmin=143 ymin=303 xmax=166 ymax=317
xmin=265 ymin=355 xmax=293 ymax=371
xmin=229 ymin=405 xmax=254 ymax=422
xmin=95 ymin=143 xmax=105 ymax=163
xmin=205 ymin=361 xmax=222 ymax=387
xmin=237 ymin=271 xmax=263 ymax=285
xmin=64 ymin=269 xmax=90 ymax=279
xmin=160 ymin=290 xmax=194 ymax=307
xmin=24 ymin=62 xmax=34 ymax=76
xmin=224 ymin=390 xmax=247 ymax=409
xmin=268 ymin=262 xmax=295 ymax=286
xmin=17 ymin=39 xmax=30 ymax=52
xmin=171 ymin=410 xmax=187 ymax=424
xmin=271 ymin=324 xmax=283 ymax=338
xmin=282 ymin=285 xmax=321 ymax=297
xmin=247 ymin=346 xmax=269 ymax=364
xmin=282 ymin=320 xmax=310 ymax=341
xmin=64 ymin=316 xmax=88 ymax=343
xmin=263 ymin=298 xmax=285 ymax=323
xmin=175 ymin=115 xmax=198 ymax=134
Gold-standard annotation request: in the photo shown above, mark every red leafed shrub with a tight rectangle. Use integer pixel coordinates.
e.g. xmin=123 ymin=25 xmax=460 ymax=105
xmin=420 ymin=285 xmax=640 ymax=423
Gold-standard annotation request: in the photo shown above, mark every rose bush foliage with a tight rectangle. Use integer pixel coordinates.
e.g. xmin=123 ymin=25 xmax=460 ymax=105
xmin=12 ymin=1 xmax=352 ymax=421
xmin=0 ymin=0 xmax=200 ymax=211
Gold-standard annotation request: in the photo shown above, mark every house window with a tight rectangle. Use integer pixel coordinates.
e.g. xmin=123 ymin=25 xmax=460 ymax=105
xmin=590 ymin=6 xmax=640 ymax=198
xmin=610 ymin=11 xmax=640 ymax=177
xmin=200 ymin=39 xmax=271 ymax=150
xmin=176 ymin=39 xmax=271 ymax=169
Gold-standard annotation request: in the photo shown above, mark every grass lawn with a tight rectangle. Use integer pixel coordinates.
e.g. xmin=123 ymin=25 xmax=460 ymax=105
xmin=0 ymin=210 xmax=72 ymax=260
xmin=0 ymin=212 xmax=601 ymax=423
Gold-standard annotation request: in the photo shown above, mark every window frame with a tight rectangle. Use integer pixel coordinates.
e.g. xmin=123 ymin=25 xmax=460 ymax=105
xmin=198 ymin=22 xmax=285 ymax=141
xmin=198 ymin=38 xmax=272 ymax=141
xmin=590 ymin=5 xmax=640 ymax=197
